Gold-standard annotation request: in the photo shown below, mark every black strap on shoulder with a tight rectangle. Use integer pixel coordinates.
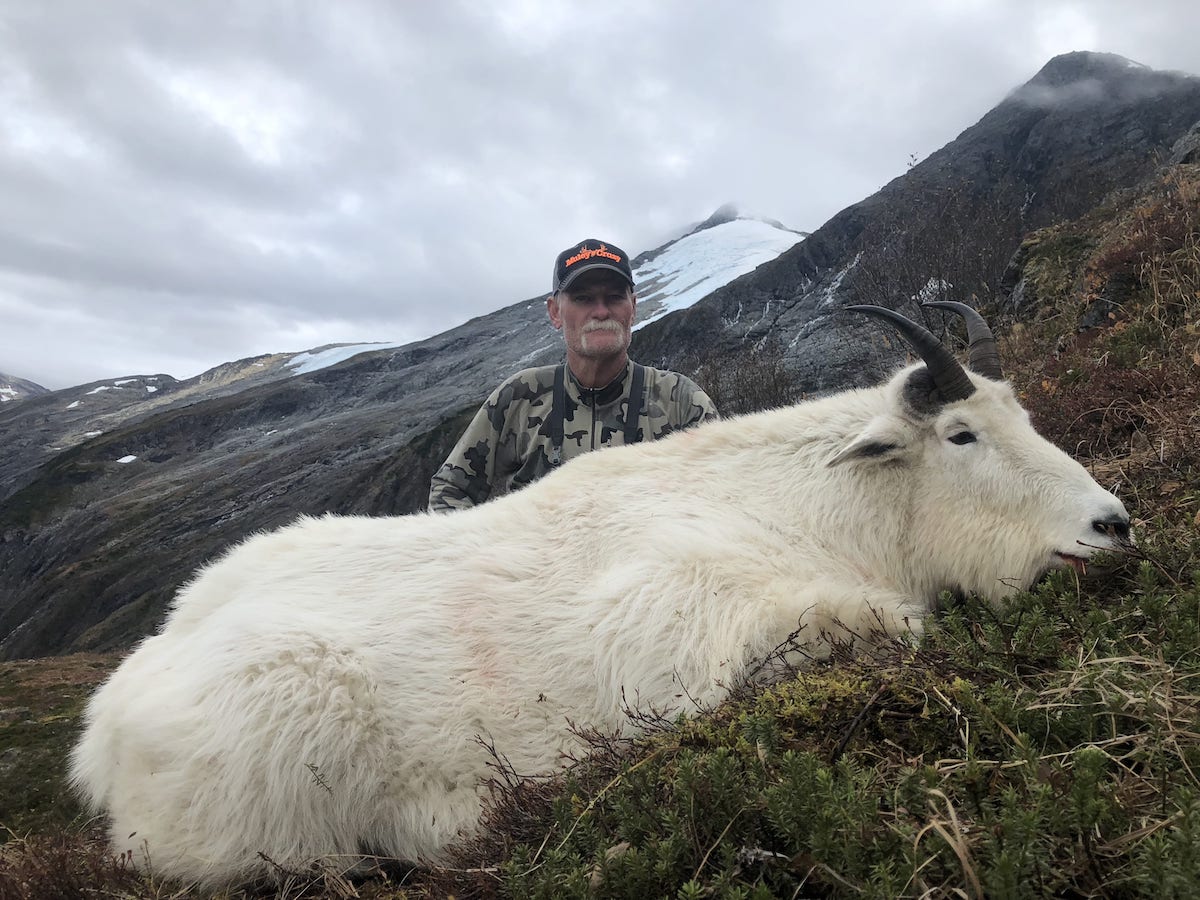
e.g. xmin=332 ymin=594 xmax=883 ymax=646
xmin=624 ymin=364 xmax=645 ymax=445
xmin=549 ymin=363 xmax=566 ymax=466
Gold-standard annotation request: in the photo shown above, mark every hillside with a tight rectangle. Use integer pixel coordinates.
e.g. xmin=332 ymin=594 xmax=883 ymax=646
xmin=2 ymin=159 xmax=1197 ymax=899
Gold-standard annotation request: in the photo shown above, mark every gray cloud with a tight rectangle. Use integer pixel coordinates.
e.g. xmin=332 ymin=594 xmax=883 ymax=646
xmin=2 ymin=0 xmax=1199 ymax=388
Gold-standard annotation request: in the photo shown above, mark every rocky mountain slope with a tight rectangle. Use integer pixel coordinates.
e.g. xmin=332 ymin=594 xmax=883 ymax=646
xmin=0 ymin=349 xmax=390 ymax=507
xmin=0 ymin=215 xmax=804 ymax=658
xmin=632 ymin=52 xmax=1200 ymax=391
xmin=0 ymin=215 xmax=803 ymax=502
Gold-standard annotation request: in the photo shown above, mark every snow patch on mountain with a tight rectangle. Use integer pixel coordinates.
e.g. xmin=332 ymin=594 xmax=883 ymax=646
xmin=632 ymin=219 xmax=805 ymax=331
xmin=286 ymin=342 xmax=406 ymax=376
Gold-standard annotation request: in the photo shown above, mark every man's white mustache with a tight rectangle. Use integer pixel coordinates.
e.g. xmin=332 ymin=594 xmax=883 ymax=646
xmin=582 ymin=321 xmax=623 ymax=334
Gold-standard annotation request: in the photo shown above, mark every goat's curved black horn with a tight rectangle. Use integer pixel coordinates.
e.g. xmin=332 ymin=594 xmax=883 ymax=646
xmin=845 ymin=304 xmax=976 ymax=402
xmin=922 ymin=300 xmax=1003 ymax=380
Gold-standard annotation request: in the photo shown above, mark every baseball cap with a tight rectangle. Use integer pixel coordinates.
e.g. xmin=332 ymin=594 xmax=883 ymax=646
xmin=552 ymin=239 xmax=635 ymax=293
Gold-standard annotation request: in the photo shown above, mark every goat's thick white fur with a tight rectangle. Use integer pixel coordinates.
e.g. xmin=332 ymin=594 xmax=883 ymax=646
xmin=71 ymin=364 xmax=1128 ymax=887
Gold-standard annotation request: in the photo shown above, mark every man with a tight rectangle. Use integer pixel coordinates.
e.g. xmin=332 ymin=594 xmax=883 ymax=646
xmin=428 ymin=238 xmax=717 ymax=511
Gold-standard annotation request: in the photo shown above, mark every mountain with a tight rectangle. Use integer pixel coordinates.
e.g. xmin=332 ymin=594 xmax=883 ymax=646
xmin=0 ymin=372 xmax=50 ymax=404
xmin=0 ymin=216 xmax=802 ymax=504
xmin=3 ymin=51 xmax=1200 ymax=661
xmin=631 ymin=51 xmax=1200 ymax=390
xmin=0 ymin=347 xmax=409 ymax=510
xmin=0 ymin=214 xmax=805 ymax=659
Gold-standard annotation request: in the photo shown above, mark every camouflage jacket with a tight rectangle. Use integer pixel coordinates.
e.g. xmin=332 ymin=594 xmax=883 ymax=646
xmin=427 ymin=360 xmax=717 ymax=511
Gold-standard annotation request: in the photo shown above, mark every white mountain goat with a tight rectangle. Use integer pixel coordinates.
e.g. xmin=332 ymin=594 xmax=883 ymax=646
xmin=71 ymin=303 xmax=1131 ymax=888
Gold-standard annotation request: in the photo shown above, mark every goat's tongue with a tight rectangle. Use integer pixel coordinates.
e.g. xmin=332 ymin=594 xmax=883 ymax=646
xmin=1059 ymin=553 xmax=1088 ymax=575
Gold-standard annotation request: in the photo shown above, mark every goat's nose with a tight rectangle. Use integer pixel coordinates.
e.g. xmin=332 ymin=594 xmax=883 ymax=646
xmin=1092 ymin=514 xmax=1131 ymax=542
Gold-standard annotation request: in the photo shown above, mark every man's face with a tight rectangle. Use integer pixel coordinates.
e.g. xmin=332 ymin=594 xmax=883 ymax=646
xmin=547 ymin=272 xmax=637 ymax=360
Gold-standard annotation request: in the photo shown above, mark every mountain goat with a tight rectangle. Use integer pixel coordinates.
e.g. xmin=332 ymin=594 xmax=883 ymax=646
xmin=71 ymin=303 xmax=1130 ymax=888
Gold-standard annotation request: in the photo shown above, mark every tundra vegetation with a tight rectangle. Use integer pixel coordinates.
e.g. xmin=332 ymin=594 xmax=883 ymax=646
xmin=1 ymin=166 xmax=1199 ymax=899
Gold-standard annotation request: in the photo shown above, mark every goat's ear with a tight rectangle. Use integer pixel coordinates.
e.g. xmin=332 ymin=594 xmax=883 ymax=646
xmin=826 ymin=416 xmax=911 ymax=467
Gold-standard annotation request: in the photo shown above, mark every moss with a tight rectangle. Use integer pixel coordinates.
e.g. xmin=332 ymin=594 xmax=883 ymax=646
xmin=1020 ymin=227 xmax=1099 ymax=315
xmin=0 ymin=655 xmax=118 ymax=839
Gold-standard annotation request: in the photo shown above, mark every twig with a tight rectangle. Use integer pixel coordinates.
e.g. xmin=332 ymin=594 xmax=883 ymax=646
xmin=831 ymin=682 xmax=887 ymax=763
xmin=917 ymin=789 xmax=982 ymax=900
xmin=521 ymin=748 xmax=664 ymax=875
xmin=691 ymin=808 xmax=745 ymax=882
xmin=305 ymin=762 xmax=333 ymax=795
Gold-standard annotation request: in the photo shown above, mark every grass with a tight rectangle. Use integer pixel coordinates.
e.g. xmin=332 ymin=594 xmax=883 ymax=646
xmin=0 ymin=654 xmax=117 ymax=839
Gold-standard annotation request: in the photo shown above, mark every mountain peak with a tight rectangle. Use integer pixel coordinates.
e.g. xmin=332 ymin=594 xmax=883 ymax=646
xmin=0 ymin=371 xmax=50 ymax=405
xmin=685 ymin=204 xmax=806 ymax=241
xmin=1006 ymin=50 xmax=1195 ymax=114
xmin=696 ymin=203 xmax=741 ymax=230
xmin=1030 ymin=51 xmax=1148 ymax=87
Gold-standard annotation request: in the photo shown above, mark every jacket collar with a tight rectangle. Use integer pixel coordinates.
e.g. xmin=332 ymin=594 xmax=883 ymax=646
xmin=567 ymin=358 xmax=633 ymax=407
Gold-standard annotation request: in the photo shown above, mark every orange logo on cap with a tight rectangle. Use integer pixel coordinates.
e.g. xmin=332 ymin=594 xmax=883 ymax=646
xmin=565 ymin=244 xmax=623 ymax=268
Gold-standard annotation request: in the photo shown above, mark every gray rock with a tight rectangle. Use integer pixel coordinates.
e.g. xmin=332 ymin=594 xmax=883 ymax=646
xmin=1169 ymin=119 xmax=1200 ymax=165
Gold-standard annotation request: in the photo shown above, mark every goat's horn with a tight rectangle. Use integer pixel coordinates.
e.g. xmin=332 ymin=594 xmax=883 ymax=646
xmin=845 ymin=305 xmax=976 ymax=403
xmin=922 ymin=300 xmax=1003 ymax=380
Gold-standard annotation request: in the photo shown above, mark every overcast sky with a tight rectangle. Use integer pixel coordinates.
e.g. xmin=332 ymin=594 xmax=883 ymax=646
xmin=3 ymin=1 xmax=1199 ymax=389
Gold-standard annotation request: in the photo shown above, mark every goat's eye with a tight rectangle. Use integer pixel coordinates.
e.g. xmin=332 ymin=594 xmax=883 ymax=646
xmin=948 ymin=431 xmax=977 ymax=445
